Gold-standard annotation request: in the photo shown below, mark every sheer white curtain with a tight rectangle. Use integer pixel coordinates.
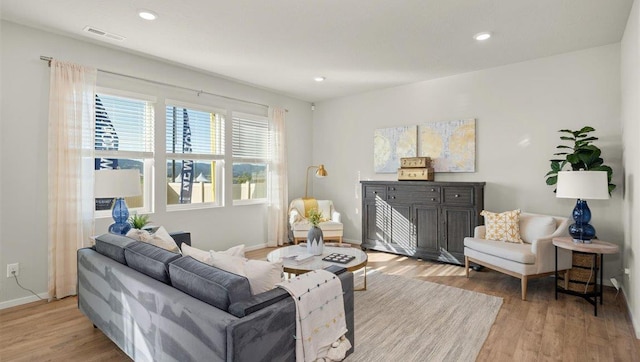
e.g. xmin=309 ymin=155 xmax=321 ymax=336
xmin=267 ymin=107 xmax=288 ymax=247
xmin=48 ymin=60 xmax=97 ymax=299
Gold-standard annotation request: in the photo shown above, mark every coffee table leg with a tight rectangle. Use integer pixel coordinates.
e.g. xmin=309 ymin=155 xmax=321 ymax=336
xmin=600 ymin=254 xmax=604 ymax=305
xmin=555 ymin=246 xmax=558 ymax=300
xmin=354 ymin=265 xmax=367 ymax=291
xmin=363 ymin=265 xmax=367 ymax=291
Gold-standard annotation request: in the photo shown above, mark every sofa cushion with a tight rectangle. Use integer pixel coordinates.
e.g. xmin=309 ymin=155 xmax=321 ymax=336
xmin=124 ymin=241 xmax=181 ymax=284
xmin=480 ymin=209 xmax=523 ymax=243
xmin=169 ymin=256 xmax=252 ymax=311
xmin=519 ymin=214 xmax=557 ymax=243
xmin=94 ymin=233 xmax=136 ymax=264
xmin=464 ymin=237 xmax=535 ymax=264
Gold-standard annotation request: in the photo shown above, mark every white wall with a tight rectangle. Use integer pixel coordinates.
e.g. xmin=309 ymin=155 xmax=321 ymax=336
xmin=314 ymin=44 xmax=624 ymax=280
xmin=0 ymin=21 xmax=312 ymax=306
xmin=621 ymin=0 xmax=640 ymax=338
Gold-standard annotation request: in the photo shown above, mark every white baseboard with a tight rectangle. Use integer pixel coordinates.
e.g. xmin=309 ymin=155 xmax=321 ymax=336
xmin=245 ymin=243 xmax=267 ymax=252
xmin=0 ymin=292 xmax=49 ymax=310
xmin=343 ymin=238 xmax=361 ymax=245
xmin=619 ymin=286 xmax=640 ymax=339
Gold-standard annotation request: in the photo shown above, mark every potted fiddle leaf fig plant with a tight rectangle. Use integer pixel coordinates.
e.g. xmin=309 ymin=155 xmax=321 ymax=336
xmin=307 ymin=208 xmax=324 ymax=255
xmin=545 ymin=126 xmax=615 ymax=194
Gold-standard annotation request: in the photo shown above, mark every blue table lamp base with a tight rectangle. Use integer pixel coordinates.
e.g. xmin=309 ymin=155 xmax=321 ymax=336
xmin=108 ymin=197 xmax=131 ymax=235
xmin=569 ymin=199 xmax=596 ymax=243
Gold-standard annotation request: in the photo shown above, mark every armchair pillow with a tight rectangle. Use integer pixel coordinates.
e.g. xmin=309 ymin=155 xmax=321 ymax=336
xmin=316 ymin=200 xmax=332 ymax=221
xmin=480 ymin=209 xmax=523 ymax=244
xmin=519 ymin=214 xmax=557 ymax=243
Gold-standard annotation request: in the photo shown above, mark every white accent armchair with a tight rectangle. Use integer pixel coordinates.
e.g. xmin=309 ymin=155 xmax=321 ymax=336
xmin=464 ymin=212 xmax=571 ymax=300
xmin=288 ymin=198 xmax=343 ymax=244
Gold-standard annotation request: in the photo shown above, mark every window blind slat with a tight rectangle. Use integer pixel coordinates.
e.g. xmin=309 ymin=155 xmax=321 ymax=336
xmin=232 ymin=116 xmax=269 ymax=159
xmin=165 ymin=106 xmax=225 ymax=156
xmin=95 ymin=94 xmax=154 ymax=153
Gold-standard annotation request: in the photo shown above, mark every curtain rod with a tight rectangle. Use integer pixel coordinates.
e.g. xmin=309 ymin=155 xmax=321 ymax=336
xmin=40 ymin=56 xmax=287 ymax=111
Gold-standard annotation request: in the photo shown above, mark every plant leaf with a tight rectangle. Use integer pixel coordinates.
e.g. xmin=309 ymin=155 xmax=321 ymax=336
xmin=579 ymin=126 xmax=595 ymax=133
xmin=546 ymin=176 xmax=557 ymax=185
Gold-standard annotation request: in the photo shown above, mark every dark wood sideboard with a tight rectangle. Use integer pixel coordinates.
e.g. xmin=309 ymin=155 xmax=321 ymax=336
xmin=360 ymin=181 xmax=485 ymax=265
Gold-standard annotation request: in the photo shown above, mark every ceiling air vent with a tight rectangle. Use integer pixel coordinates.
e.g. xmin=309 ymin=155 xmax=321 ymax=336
xmin=83 ymin=26 xmax=126 ymax=42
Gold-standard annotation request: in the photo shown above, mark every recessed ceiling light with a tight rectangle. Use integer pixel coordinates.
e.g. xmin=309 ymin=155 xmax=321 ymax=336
xmin=314 ymin=76 xmax=326 ymax=82
xmin=474 ymin=32 xmax=491 ymax=41
xmin=138 ymin=9 xmax=158 ymax=21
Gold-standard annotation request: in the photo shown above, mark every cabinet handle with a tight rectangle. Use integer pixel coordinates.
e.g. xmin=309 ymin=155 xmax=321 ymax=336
xmin=430 ymin=188 xmax=435 ymax=192
xmin=390 ymin=196 xmax=396 ymax=199
xmin=390 ymin=187 xmax=396 ymax=191
xmin=431 ymin=198 xmax=435 ymax=201
xmin=373 ymin=191 xmax=377 ymax=194
xmin=454 ymin=194 xmax=460 ymax=198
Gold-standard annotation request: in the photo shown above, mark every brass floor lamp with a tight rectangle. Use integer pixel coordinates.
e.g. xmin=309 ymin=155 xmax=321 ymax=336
xmin=304 ymin=164 xmax=327 ymax=198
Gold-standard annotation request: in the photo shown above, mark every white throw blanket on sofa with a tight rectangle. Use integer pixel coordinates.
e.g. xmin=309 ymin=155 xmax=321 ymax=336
xmin=277 ymin=269 xmax=350 ymax=362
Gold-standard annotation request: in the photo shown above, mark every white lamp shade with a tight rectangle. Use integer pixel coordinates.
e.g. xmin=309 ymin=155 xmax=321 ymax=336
xmin=556 ymin=171 xmax=609 ymax=200
xmin=95 ymin=169 xmax=142 ymax=198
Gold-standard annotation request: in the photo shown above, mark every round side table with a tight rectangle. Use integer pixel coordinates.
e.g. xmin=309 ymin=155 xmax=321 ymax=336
xmin=552 ymin=236 xmax=619 ymax=316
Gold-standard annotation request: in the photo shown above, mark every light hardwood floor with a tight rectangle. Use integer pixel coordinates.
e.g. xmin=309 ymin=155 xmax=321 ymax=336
xmin=1 ymin=247 xmax=638 ymax=361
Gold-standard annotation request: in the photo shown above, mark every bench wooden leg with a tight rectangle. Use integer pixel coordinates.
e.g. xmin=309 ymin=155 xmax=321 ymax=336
xmin=465 ymin=256 xmax=470 ymax=278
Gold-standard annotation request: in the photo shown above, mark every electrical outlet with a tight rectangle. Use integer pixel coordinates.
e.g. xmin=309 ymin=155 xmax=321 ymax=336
xmin=7 ymin=263 xmax=19 ymax=278
xmin=625 ymin=268 xmax=631 ymax=275
xmin=610 ymin=277 xmax=620 ymax=291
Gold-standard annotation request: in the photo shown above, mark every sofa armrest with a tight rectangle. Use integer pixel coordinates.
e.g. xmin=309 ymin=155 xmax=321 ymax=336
xmin=473 ymin=225 xmax=486 ymax=239
xmin=530 ymin=219 xmax=572 ymax=273
xmin=228 ymin=288 xmax=290 ymax=318
xmin=170 ymin=231 xmax=191 ymax=249
xmin=227 ymin=295 xmax=297 ymax=362
xmin=227 ymin=269 xmax=355 ymax=362
xmin=228 ymin=265 xmax=349 ymax=318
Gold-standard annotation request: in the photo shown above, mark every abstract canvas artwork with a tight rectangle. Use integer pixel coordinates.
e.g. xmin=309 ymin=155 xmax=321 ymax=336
xmin=419 ymin=119 xmax=476 ymax=172
xmin=374 ymin=126 xmax=417 ymax=173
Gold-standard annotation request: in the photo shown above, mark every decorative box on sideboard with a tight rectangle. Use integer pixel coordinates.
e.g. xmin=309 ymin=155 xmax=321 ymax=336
xmin=360 ymin=180 xmax=485 ymax=265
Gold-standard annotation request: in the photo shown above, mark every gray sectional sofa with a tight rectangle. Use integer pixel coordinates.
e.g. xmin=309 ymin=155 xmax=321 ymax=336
xmin=77 ymin=233 xmax=355 ymax=361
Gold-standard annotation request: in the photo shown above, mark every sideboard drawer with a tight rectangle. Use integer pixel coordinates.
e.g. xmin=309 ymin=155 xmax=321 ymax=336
xmin=388 ymin=185 xmax=439 ymax=203
xmin=364 ymin=186 xmax=386 ymax=200
xmin=442 ymin=187 xmax=474 ymax=205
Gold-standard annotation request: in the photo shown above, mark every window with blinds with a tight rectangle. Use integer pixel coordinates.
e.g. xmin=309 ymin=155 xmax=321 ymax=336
xmin=232 ymin=115 xmax=270 ymax=204
xmin=94 ymin=92 xmax=154 ymax=213
xmin=166 ymin=104 xmax=225 ymax=208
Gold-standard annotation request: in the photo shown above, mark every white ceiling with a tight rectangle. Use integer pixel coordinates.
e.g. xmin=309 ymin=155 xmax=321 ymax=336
xmin=1 ymin=0 xmax=633 ymax=102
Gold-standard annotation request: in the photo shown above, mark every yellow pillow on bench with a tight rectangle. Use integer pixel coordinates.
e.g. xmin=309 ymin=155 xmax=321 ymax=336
xmin=480 ymin=209 xmax=523 ymax=244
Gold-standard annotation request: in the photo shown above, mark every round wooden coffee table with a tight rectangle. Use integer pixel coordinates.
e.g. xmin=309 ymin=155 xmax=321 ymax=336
xmin=267 ymin=245 xmax=368 ymax=290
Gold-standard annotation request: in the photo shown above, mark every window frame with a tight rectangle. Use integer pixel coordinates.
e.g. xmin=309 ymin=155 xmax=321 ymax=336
xmin=231 ymin=112 xmax=271 ymax=206
xmin=94 ymin=87 xmax=156 ymax=218
xmin=165 ymin=99 xmax=226 ymax=211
